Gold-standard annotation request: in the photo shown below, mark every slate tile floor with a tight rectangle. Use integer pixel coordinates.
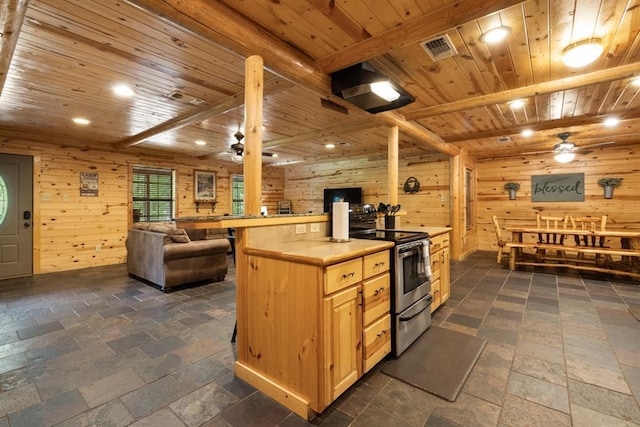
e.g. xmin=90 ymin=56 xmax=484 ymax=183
xmin=1 ymin=252 xmax=640 ymax=426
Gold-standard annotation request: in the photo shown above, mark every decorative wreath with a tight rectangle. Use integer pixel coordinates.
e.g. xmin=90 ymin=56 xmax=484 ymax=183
xmin=403 ymin=176 xmax=420 ymax=194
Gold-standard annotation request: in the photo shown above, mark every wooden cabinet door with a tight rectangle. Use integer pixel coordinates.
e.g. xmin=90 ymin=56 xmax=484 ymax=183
xmin=440 ymin=246 xmax=450 ymax=303
xmin=323 ymin=286 xmax=362 ymax=405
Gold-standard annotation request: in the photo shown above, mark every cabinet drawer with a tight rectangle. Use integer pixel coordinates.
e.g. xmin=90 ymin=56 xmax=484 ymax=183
xmin=431 ymin=279 xmax=441 ymax=312
xmin=430 ymin=233 xmax=450 ymax=254
xmin=430 ymin=251 xmax=441 ymax=282
xmin=363 ymin=314 xmax=391 ymax=372
xmin=325 ymin=258 xmax=363 ymax=294
xmin=363 ymin=250 xmax=390 ymax=279
xmin=363 ymin=273 xmax=390 ymax=325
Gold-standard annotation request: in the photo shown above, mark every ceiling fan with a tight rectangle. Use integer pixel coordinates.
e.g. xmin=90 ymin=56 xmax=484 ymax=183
xmin=221 ymin=130 xmax=278 ymax=164
xmin=552 ymin=132 xmax=615 ymax=162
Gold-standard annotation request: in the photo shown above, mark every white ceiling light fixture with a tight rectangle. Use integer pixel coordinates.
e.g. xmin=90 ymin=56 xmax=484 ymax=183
xmin=195 ymin=140 xmax=206 ymax=146
xmin=72 ymin=117 xmax=90 ymax=125
xmin=562 ymin=39 xmax=604 ymax=68
xmin=604 ymin=117 xmax=619 ymax=127
xmin=112 ymin=84 xmax=135 ymax=97
xmin=480 ymin=26 xmax=512 ymax=44
xmin=509 ymin=99 xmax=525 ymax=109
xmin=370 ymin=81 xmax=401 ymax=102
xmin=632 ymin=77 xmax=640 ymax=87
xmin=521 ymin=129 xmax=533 ymax=137
xmin=554 ymin=151 xmax=576 ymax=163
xmin=325 ymin=143 xmax=336 ymax=149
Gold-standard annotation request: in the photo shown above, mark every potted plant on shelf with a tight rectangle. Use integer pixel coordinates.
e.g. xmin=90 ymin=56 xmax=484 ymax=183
xmin=597 ymin=177 xmax=623 ymax=199
xmin=504 ymin=182 xmax=520 ymax=200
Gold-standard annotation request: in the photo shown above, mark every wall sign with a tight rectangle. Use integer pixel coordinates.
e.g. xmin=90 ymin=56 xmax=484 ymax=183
xmin=531 ymin=173 xmax=584 ymax=202
xmin=80 ymin=172 xmax=99 ymax=197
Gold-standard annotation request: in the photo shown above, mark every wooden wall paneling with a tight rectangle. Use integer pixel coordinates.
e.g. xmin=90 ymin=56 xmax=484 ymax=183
xmin=1 ymin=133 xmax=282 ymax=274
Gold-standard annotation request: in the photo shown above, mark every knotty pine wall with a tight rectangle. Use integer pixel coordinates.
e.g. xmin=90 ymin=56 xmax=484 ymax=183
xmin=476 ymin=145 xmax=640 ymax=253
xmin=1 ymin=136 xmax=284 ymax=274
xmin=283 ymin=153 xmax=451 ymax=227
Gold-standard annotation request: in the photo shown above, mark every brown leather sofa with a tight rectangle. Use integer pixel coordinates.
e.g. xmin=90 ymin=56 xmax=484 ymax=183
xmin=126 ymin=222 xmax=230 ymax=291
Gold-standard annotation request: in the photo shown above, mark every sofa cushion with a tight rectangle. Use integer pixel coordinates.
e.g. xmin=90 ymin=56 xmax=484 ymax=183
xmin=170 ymin=228 xmax=191 ymax=243
xmin=164 ymin=239 xmax=231 ymax=261
xmin=148 ymin=223 xmax=177 ymax=234
xmin=185 ymin=228 xmax=207 ymax=241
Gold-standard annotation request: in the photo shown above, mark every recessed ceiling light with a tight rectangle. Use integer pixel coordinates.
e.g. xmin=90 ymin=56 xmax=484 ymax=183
xmin=325 ymin=143 xmax=336 ymax=149
xmin=521 ymin=129 xmax=533 ymax=137
xmin=72 ymin=117 xmax=90 ymax=125
xmin=112 ymin=84 xmax=135 ymax=97
xmin=509 ymin=99 xmax=525 ymax=109
xmin=632 ymin=77 xmax=640 ymax=87
xmin=271 ymin=153 xmax=278 ymax=158
xmin=480 ymin=26 xmax=512 ymax=44
xmin=562 ymin=39 xmax=603 ymax=68
xmin=604 ymin=117 xmax=619 ymax=127
xmin=195 ymin=140 xmax=206 ymax=146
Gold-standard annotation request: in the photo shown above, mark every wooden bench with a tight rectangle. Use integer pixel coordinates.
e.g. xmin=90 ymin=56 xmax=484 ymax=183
xmin=505 ymin=242 xmax=640 ymax=279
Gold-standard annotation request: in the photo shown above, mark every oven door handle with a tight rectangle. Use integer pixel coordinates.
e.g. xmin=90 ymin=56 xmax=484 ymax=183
xmin=398 ymin=249 xmax=419 ymax=259
xmin=398 ymin=294 xmax=433 ymax=322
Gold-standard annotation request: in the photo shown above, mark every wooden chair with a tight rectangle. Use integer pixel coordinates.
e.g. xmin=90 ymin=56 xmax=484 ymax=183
xmin=570 ymin=215 xmax=607 ymax=247
xmin=535 ymin=213 xmax=570 ymax=260
xmin=491 ymin=215 xmax=508 ymax=263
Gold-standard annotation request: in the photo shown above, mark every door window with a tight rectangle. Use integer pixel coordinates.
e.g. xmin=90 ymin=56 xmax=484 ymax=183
xmin=0 ymin=175 xmax=7 ymax=225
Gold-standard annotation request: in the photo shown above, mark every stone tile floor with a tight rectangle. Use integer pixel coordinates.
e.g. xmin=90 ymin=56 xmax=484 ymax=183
xmin=1 ymin=252 xmax=640 ymax=426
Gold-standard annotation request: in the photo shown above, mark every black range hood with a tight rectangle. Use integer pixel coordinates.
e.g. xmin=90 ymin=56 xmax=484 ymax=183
xmin=330 ymin=62 xmax=415 ymax=114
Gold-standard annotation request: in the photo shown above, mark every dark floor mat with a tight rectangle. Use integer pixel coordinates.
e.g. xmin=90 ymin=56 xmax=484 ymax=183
xmin=629 ymin=304 xmax=640 ymax=323
xmin=381 ymin=325 xmax=487 ymax=402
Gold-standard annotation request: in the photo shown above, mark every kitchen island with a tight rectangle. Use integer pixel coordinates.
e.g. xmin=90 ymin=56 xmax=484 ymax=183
xmin=235 ymin=237 xmax=394 ymax=420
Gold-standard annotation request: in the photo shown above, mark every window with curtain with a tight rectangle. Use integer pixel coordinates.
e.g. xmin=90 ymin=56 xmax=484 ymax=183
xmin=132 ymin=166 xmax=175 ymax=222
xmin=231 ymin=174 xmax=244 ymax=215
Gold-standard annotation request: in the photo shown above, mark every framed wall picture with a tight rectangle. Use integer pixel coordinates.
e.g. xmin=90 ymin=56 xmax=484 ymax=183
xmin=194 ymin=170 xmax=216 ymax=202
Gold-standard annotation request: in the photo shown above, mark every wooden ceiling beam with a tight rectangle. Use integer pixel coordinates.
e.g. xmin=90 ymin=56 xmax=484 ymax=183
xmin=125 ymin=0 xmax=458 ymax=157
xmin=114 ymin=77 xmax=292 ymax=149
xmin=316 ymin=0 xmax=525 ymax=73
xmin=0 ymin=0 xmax=30 ymax=98
xmin=406 ymin=62 xmax=640 ymax=120
xmin=263 ymin=120 xmax=378 ymax=149
xmin=444 ymin=108 xmax=640 ymax=143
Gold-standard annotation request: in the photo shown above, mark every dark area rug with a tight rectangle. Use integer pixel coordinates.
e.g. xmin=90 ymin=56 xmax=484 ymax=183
xmin=381 ymin=325 xmax=487 ymax=402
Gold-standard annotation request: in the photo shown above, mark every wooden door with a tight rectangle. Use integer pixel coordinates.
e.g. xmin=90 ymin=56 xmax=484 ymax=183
xmin=323 ymin=285 xmax=361 ymax=405
xmin=0 ymin=154 xmax=33 ymax=279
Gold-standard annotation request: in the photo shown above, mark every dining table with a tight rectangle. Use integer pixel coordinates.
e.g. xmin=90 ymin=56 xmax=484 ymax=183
xmin=505 ymin=226 xmax=640 ymax=277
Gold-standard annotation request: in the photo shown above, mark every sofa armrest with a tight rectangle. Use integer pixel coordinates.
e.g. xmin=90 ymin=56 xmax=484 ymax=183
xmin=126 ymin=229 xmax=167 ymax=285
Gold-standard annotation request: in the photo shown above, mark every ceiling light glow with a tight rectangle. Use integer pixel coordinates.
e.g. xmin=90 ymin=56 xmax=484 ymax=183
xmin=370 ymin=81 xmax=401 ymax=102
xmin=325 ymin=143 xmax=336 ymax=149
xmin=509 ymin=99 xmax=525 ymax=109
xmin=521 ymin=129 xmax=533 ymax=137
xmin=632 ymin=77 xmax=640 ymax=87
xmin=195 ymin=140 xmax=206 ymax=146
xmin=480 ymin=26 xmax=512 ymax=44
xmin=604 ymin=117 xmax=619 ymax=127
xmin=113 ymin=84 xmax=135 ymax=97
xmin=562 ymin=39 xmax=603 ymax=68
xmin=72 ymin=117 xmax=90 ymax=125
xmin=554 ymin=151 xmax=576 ymax=163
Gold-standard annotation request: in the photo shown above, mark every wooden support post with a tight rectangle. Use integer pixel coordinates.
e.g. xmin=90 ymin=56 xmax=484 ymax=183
xmin=244 ymin=55 xmax=264 ymax=216
xmin=388 ymin=126 xmax=399 ymax=206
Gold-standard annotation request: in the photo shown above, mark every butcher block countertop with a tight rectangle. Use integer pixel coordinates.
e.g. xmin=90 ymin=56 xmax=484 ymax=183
xmin=244 ymin=237 xmax=394 ymax=267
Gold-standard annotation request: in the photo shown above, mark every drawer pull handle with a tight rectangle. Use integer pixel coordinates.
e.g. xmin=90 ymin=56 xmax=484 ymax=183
xmin=373 ymin=287 xmax=385 ymax=296
xmin=342 ymin=272 xmax=356 ymax=279
xmin=376 ymin=329 xmax=387 ymax=338
xmin=374 ymin=261 xmax=385 ymax=267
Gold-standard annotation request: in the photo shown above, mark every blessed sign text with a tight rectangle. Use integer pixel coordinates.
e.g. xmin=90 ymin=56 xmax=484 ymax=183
xmin=531 ymin=173 xmax=584 ymax=202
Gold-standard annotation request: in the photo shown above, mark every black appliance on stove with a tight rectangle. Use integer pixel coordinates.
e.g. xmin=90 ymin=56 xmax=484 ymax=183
xmin=348 ymin=204 xmax=432 ymax=356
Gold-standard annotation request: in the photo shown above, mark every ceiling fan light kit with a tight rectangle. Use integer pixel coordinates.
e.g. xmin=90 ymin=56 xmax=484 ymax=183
xmin=554 ymin=151 xmax=576 ymax=163
xmin=562 ymin=39 xmax=604 ymax=67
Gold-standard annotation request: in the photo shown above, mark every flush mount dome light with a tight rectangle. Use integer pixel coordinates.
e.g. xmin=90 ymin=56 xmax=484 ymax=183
xmin=480 ymin=26 xmax=512 ymax=44
xmin=553 ymin=140 xmax=577 ymax=163
xmin=562 ymin=39 xmax=603 ymax=68
xmin=554 ymin=151 xmax=576 ymax=163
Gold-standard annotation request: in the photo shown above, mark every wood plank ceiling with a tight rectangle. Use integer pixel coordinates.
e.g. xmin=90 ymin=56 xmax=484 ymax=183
xmin=1 ymin=0 xmax=639 ymax=165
